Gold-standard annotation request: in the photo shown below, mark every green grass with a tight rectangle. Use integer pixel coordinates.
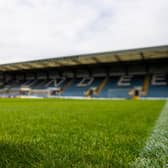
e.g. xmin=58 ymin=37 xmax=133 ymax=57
xmin=0 ymin=99 xmax=165 ymax=168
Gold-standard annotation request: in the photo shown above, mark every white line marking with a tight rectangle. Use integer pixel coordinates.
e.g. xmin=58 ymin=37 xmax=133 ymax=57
xmin=132 ymin=101 xmax=168 ymax=168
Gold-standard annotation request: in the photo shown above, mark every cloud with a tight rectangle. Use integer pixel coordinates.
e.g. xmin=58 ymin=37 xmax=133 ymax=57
xmin=0 ymin=0 xmax=167 ymax=64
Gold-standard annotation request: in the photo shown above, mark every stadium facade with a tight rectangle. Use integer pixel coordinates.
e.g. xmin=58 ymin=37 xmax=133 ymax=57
xmin=0 ymin=45 xmax=168 ymax=99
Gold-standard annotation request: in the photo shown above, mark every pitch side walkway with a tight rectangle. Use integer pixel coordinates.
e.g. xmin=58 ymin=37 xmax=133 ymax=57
xmin=132 ymin=101 xmax=168 ymax=168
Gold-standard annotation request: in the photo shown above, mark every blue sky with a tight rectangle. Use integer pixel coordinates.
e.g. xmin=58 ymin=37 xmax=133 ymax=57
xmin=0 ymin=0 xmax=168 ymax=64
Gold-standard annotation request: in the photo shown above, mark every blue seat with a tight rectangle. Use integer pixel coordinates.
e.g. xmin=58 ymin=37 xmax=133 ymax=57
xmin=62 ymin=78 xmax=102 ymax=97
xmin=147 ymin=85 xmax=168 ymax=97
xmin=99 ymin=75 xmax=144 ymax=98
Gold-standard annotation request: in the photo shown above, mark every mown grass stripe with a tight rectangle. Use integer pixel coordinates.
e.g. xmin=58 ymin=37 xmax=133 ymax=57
xmin=132 ymin=101 xmax=168 ymax=168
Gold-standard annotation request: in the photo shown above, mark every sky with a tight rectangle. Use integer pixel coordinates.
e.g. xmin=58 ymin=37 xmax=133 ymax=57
xmin=0 ymin=0 xmax=168 ymax=64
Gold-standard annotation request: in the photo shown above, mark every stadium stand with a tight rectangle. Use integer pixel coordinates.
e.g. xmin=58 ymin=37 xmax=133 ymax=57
xmin=98 ymin=75 xmax=144 ymax=98
xmin=62 ymin=77 xmax=102 ymax=97
xmin=0 ymin=45 xmax=167 ymax=98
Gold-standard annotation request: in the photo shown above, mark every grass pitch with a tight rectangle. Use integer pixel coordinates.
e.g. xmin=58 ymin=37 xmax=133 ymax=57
xmin=0 ymin=99 xmax=165 ymax=167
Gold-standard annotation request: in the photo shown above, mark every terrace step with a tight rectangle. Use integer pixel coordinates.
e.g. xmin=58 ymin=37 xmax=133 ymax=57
xmin=95 ymin=77 xmax=108 ymax=96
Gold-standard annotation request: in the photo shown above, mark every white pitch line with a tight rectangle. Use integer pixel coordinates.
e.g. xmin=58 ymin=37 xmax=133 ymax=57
xmin=132 ymin=101 xmax=168 ymax=168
